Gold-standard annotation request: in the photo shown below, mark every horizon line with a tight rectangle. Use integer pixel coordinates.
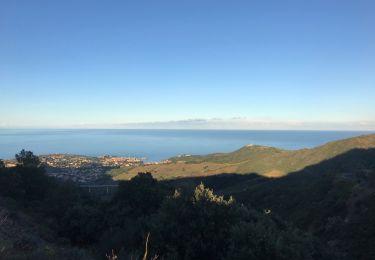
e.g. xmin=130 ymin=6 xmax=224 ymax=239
xmin=0 ymin=127 xmax=374 ymax=132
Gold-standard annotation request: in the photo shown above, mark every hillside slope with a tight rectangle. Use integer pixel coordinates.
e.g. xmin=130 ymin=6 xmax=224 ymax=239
xmin=113 ymin=133 xmax=375 ymax=180
xmin=0 ymin=197 xmax=91 ymax=260
xmin=233 ymin=148 xmax=375 ymax=260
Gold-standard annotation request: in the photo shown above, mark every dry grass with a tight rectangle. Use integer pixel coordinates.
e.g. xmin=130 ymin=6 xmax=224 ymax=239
xmin=263 ymin=170 xmax=286 ymax=178
xmin=113 ymin=162 xmax=239 ymax=181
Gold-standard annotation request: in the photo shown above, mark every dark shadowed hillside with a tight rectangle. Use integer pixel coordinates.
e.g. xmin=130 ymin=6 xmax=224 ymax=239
xmin=0 ymin=196 xmax=91 ymax=259
xmin=233 ymin=148 xmax=375 ymax=260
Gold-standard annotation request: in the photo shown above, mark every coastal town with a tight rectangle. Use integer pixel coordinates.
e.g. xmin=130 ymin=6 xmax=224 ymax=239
xmin=2 ymin=153 xmax=173 ymax=183
xmin=40 ymin=154 xmax=144 ymax=183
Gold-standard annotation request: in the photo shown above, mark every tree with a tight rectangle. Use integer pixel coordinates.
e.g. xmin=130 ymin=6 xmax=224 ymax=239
xmin=15 ymin=149 xmax=40 ymax=167
xmin=150 ymin=183 xmax=327 ymax=260
xmin=14 ymin=150 xmax=47 ymax=201
xmin=0 ymin=159 xmax=4 ymax=169
xmin=113 ymin=172 xmax=167 ymax=217
xmin=61 ymin=204 xmax=102 ymax=245
xmin=96 ymin=173 xmax=169 ymax=257
xmin=151 ymin=183 xmax=239 ymax=259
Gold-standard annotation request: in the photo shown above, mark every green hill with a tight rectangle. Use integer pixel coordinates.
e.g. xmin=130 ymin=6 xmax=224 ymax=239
xmin=113 ymin=133 xmax=375 ymax=180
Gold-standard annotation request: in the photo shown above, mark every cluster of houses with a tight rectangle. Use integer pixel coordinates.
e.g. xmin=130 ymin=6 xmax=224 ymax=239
xmin=3 ymin=153 xmax=172 ymax=183
xmin=143 ymin=159 xmax=171 ymax=165
xmin=40 ymin=154 xmax=144 ymax=183
xmin=99 ymin=155 xmax=142 ymax=167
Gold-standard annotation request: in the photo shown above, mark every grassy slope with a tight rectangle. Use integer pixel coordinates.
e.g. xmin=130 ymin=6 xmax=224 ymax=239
xmin=112 ymin=133 xmax=375 ymax=180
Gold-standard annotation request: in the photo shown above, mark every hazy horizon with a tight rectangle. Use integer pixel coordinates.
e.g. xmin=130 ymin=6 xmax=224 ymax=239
xmin=0 ymin=128 xmax=371 ymax=161
xmin=1 ymin=118 xmax=375 ymax=131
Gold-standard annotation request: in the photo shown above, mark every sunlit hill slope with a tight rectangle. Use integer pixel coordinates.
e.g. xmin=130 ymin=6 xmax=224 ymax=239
xmin=111 ymin=133 xmax=375 ymax=180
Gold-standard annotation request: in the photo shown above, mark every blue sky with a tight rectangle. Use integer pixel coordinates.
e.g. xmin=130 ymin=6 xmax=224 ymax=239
xmin=0 ymin=0 xmax=374 ymax=129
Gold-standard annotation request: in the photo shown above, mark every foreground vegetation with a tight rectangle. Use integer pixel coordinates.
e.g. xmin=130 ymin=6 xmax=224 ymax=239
xmin=1 ymin=151 xmax=331 ymax=259
xmin=1 ymin=134 xmax=375 ymax=259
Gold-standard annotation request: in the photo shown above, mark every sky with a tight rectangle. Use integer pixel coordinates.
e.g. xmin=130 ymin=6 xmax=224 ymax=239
xmin=0 ymin=0 xmax=374 ymax=130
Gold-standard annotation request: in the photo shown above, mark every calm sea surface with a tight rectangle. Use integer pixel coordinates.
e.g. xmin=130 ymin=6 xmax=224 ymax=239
xmin=0 ymin=129 xmax=372 ymax=161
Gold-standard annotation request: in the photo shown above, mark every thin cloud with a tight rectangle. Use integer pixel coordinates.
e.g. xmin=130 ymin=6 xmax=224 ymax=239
xmin=69 ymin=118 xmax=375 ymax=131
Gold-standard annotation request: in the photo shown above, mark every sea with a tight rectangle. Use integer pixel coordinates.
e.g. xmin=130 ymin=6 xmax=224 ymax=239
xmin=0 ymin=129 xmax=372 ymax=161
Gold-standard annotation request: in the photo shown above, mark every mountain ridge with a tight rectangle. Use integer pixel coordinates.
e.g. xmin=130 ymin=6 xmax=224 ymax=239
xmin=112 ymin=133 xmax=375 ymax=180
